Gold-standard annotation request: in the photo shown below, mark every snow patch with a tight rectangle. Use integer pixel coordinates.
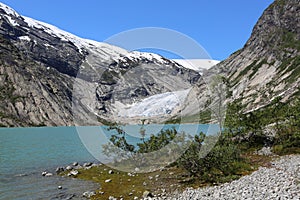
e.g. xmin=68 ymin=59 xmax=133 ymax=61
xmin=23 ymin=16 xmax=128 ymax=57
xmin=0 ymin=3 xmax=20 ymax=17
xmin=173 ymin=59 xmax=220 ymax=73
xmin=18 ymin=35 xmax=31 ymax=42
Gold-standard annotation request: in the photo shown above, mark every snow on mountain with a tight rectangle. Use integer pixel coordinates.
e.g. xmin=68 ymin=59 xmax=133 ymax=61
xmin=113 ymin=89 xmax=191 ymax=118
xmin=0 ymin=3 xmax=128 ymax=58
xmin=22 ymin=16 xmax=128 ymax=58
xmin=173 ymin=59 xmax=220 ymax=73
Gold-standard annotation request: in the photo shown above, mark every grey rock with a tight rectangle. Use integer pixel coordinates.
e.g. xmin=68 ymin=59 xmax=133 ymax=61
xmin=256 ymin=146 xmax=274 ymax=156
xmin=143 ymin=190 xmax=153 ymax=198
xmin=66 ymin=165 xmax=73 ymax=170
xmin=69 ymin=170 xmax=79 ymax=176
xmin=82 ymin=191 xmax=96 ymax=198
xmin=105 ymin=179 xmax=112 ymax=183
xmin=41 ymin=171 xmax=47 ymax=176
xmin=45 ymin=173 xmax=53 ymax=177
xmin=55 ymin=167 xmax=64 ymax=174
xmin=83 ymin=162 xmax=93 ymax=167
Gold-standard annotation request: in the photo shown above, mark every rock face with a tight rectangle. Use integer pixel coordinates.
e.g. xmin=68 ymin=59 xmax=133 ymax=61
xmin=0 ymin=3 xmax=200 ymax=127
xmin=182 ymin=0 xmax=300 ymax=118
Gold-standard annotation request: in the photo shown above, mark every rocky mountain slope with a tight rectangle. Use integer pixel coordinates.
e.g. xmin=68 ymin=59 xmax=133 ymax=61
xmin=181 ymin=0 xmax=300 ymax=121
xmin=0 ymin=3 xmax=200 ymax=126
xmin=1 ymin=0 xmax=299 ymax=127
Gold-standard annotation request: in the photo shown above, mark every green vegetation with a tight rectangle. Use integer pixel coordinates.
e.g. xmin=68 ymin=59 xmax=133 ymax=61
xmin=225 ymin=97 xmax=300 ymax=154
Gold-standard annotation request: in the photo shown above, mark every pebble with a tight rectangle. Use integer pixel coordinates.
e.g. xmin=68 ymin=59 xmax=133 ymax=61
xmin=82 ymin=191 xmax=96 ymax=198
xmin=45 ymin=173 xmax=53 ymax=177
xmin=164 ymin=155 xmax=300 ymax=200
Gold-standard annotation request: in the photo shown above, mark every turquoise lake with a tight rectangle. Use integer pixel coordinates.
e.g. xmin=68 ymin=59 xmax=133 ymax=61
xmin=0 ymin=124 xmax=219 ymax=199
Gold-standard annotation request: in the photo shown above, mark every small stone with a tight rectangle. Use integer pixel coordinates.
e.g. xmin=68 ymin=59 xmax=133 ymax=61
xmin=69 ymin=170 xmax=79 ymax=176
xmin=55 ymin=167 xmax=64 ymax=174
xmin=134 ymin=197 xmax=138 ymax=200
xmin=135 ymin=167 xmax=140 ymax=172
xmin=82 ymin=191 xmax=96 ymax=198
xmin=108 ymin=170 xmax=114 ymax=174
xmin=128 ymin=192 xmax=133 ymax=196
xmin=42 ymin=171 xmax=47 ymax=176
xmin=66 ymin=165 xmax=73 ymax=170
xmin=143 ymin=181 xmax=147 ymax=186
xmin=143 ymin=190 xmax=153 ymax=198
xmin=72 ymin=162 xmax=78 ymax=166
xmin=83 ymin=162 xmax=92 ymax=167
xmin=58 ymin=186 xmax=62 ymax=189
xmin=99 ymin=191 xmax=105 ymax=195
xmin=105 ymin=179 xmax=112 ymax=183
xmin=45 ymin=173 xmax=53 ymax=177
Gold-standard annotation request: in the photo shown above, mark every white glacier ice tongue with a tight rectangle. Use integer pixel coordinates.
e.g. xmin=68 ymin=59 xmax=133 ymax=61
xmin=114 ymin=89 xmax=191 ymax=118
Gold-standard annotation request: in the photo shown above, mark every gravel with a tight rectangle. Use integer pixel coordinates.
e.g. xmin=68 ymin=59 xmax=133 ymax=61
xmin=145 ymin=155 xmax=300 ymax=200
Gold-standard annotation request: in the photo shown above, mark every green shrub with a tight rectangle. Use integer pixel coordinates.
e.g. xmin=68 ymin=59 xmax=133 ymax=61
xmin=177 ymin=133 xmax=251 ymax=184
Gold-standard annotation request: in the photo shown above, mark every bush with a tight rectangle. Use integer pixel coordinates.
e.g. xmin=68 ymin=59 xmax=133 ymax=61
xmin=177 ymin=133 xmax=251 ymax=183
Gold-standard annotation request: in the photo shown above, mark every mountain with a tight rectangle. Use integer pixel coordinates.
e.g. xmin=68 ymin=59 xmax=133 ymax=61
xmin=180 ymin=0 xmax=300 ymax=121
xmin=0 ymin=3 xmax=202 ymax=126
xmin=1 ymin=0 xmax=299 ymax=127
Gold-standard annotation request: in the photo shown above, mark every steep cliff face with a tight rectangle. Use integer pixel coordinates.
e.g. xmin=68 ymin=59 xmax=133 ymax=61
xmin=0 ymin=3 xmax=200 ymax=126
xmin=182 ymin=0 xmax=300 ymax=120
xmin=219 ymin=0 xmax=299 ymax=108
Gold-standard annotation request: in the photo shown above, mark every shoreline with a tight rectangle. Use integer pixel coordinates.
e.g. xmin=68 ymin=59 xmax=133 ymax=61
xmin=58 ymin=154 xmax=300 ymax=199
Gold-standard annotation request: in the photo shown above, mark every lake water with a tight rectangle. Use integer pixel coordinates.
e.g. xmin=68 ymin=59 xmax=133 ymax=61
xmin=0 ymin=124 xmax=219 ymax=199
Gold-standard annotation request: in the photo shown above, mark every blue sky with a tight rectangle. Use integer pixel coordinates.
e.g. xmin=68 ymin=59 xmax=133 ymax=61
xmin=1 ymin=0 xmax=273 ymax=60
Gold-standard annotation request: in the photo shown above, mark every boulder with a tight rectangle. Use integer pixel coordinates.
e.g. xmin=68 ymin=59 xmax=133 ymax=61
xmin=69 ymin=170 xmax=79 ymax=176
xmin=45 ymin=173 xmax=53 ymax=177
xmin=42 ymin=171 xmax=47 ymax=176
xmin=55 ymin=167 xmax=64 ymax=174
xmin=83 ymin=162 xmax=93 ymax=167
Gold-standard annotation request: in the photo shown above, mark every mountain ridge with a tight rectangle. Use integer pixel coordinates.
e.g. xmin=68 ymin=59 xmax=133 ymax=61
xmin=0 ymin=2 xmax=204 ymax=126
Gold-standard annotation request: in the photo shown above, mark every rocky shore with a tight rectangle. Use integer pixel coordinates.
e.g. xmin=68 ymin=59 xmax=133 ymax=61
xmin=152 ymin=155 xmax=300 ymax=200
xmin=54 ymin=155 xmax=299 ymax=199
